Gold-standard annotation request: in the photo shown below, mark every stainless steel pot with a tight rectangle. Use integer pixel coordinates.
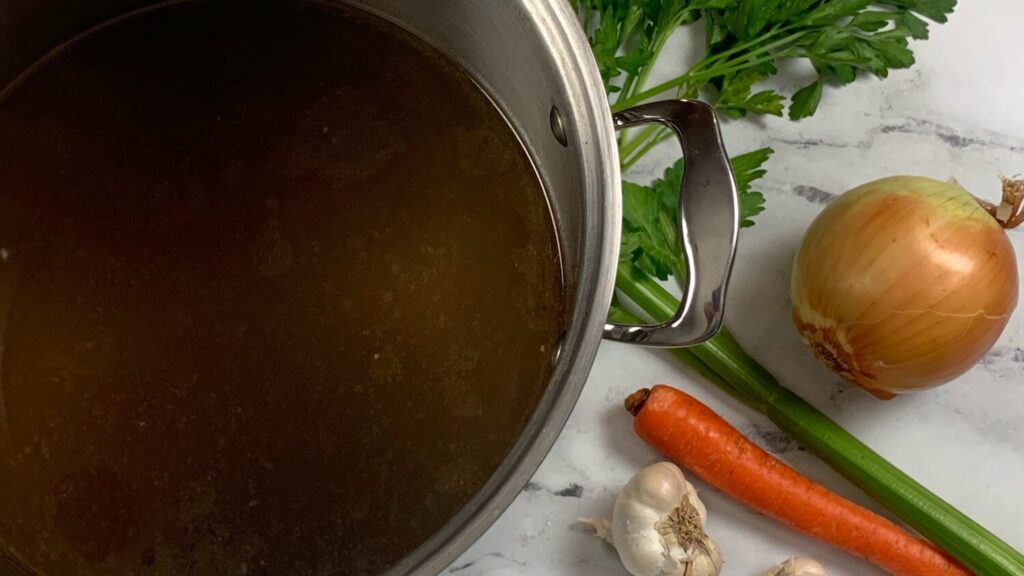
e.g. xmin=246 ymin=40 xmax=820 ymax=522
xmin=0 ymin=0 xmax=739 ymax=574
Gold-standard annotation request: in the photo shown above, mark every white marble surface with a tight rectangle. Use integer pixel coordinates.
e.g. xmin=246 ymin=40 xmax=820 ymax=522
xmin=449 ymin=3 xmax=1024 ymax=575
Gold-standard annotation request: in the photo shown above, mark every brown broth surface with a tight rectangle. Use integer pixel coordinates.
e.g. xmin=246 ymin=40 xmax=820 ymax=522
xmin=0 ymin=2 xmax=564 ymax=574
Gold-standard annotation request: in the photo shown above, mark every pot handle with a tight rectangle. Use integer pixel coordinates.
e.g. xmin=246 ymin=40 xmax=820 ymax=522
xmin=603 ymin=99 xmax=739 ymax=347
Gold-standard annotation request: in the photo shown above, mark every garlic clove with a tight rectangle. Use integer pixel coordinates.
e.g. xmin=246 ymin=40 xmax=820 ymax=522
xmin=764 ymin=556 xmax=829 ymax=576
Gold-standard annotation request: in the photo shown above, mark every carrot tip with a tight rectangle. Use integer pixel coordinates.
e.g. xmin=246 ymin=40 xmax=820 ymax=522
xmin=624 ymin=388 xmax=651 ymax=416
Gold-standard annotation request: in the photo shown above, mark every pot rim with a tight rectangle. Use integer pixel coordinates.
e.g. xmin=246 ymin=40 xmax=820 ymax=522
xmin=380 ymin=1 xmax=621 ymax=574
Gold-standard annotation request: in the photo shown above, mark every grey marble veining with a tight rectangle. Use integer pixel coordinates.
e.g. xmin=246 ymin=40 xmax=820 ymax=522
xmin=448 ymin=2 xmax=1024 ymax=575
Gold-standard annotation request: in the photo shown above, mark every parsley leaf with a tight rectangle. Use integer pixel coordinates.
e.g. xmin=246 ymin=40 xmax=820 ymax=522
xmin=622 ymin=178 xmax=686 ymax=280
xmin=730 ymin=147 xmax=773 ymax=226
xmin=789 ymin=79 xmax=823 ymax=120
xmin=715 ymin=64 xmax=786 ymax=118
xmin=620 ymin=148 xmax=773 ymax=281
xmin=881 ymin=0 xmax=956 ymax=23
xmin=729 ymin=89 xmax=787 ymax=118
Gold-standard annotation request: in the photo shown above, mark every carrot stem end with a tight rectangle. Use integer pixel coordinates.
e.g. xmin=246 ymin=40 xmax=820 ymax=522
xmin=625 ymin=388 xmax=651 ymax=416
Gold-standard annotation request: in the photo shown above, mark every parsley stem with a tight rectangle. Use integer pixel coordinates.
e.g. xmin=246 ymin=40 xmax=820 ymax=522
xmin=697 ymin=30 xmax=810 ymax=77
xmin=619 ymin=125 xmax=660 ymax=160
xmin=611 ymin=52 xmax=779 ymax=111
xmin=614 ymin=16 xmax=643 ymax=105
xmin=688 ymin=52 xmax=791 ymax=83
xmin=631 ymin=10 xmax=693 ymax=100
xmin=614 ymin=264 xmax=1024 ymax=576
xmin=687 ymin=23 xmax=800 ymax=76
xmin=611 ymin=72 xmax=697 ymax=112
xmin=621 ymin=128 xmax=672 ymax=171
xmin=611 ymin=30 xmax=808 ymax=112
xmin=618 ymin=12 xmax=689 ymax=145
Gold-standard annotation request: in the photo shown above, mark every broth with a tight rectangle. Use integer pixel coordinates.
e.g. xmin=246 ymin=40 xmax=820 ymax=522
xmin=0 ymin=2 xmax=565 ymax=574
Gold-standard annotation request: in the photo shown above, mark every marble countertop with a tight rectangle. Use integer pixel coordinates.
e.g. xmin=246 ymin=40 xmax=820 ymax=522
xmin=450 ymin=3 xmax=1024 ymax=575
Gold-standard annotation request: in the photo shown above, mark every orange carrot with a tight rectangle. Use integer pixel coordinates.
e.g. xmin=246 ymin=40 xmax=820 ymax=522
xmin=626 ymin=385 xmax=971 ymax=576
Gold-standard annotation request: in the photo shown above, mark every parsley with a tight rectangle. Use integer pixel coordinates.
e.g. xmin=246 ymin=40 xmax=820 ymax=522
xmin=621 ymin=148 xmax=771 ymax=281
xmin=574 ymin=1 xmax=956 ymax=124
xmin=729 ymin=147 xmax=772 ymax=225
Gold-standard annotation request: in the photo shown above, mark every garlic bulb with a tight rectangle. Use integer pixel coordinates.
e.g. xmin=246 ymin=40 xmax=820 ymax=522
xmin=764 ymin=556 xmax=829 ymax=576
xmin=582 ymin=462 xmax=722 ymax=576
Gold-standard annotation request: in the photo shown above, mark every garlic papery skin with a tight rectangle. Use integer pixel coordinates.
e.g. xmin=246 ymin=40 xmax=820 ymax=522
xmin=683 ymin=537 xmax=722 ymax=576
xmin=764 ymin=556 xmax=829 ymax=576
xmin=608 ymin=462 xmax=720 ymax=576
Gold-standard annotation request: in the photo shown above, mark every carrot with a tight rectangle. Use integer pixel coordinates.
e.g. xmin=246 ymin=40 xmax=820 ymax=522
xmin=625 ymin=385 xmax=971 ymax=576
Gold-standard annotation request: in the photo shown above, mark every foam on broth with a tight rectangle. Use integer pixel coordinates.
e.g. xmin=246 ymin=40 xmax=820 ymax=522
xmin=0 ymin=2 xmax=565 ymax=574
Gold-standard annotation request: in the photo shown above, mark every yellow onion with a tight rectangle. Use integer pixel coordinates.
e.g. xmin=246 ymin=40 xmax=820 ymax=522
xmin=791 ymin=176 xmax=1020 ymax=397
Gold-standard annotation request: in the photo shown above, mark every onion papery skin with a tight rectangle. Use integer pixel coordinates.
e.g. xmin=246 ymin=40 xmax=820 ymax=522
xmin=791 ymin=176 xmax=1019 ymax=397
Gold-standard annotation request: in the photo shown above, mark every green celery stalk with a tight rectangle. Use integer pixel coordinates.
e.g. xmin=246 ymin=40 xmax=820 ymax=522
xmin=615 ymin=262 xmax=1024 ymax=576
xmin=608 ymin=304 xmax=729 ymax=393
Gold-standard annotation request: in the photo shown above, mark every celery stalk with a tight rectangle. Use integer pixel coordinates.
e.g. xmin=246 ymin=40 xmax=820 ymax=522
xmin=615 ymin=262 xmax=1024 ymax=576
